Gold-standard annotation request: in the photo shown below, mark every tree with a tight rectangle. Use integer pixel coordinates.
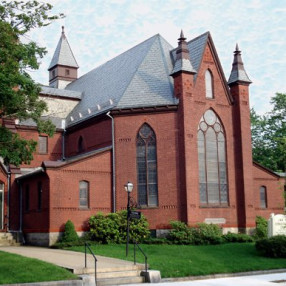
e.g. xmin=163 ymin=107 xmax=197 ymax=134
xmin=0 ymin=1 xmax=64 ymax=166
xmin=251 ymin=93 xmax=286 ymax=172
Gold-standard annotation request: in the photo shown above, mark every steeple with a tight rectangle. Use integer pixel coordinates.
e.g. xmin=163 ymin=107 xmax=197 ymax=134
xmin=228 ymin=44 xmax=251 ymax=86
xmin=48 ymin=26 xmax=79 ymax=89
xmin=170 ymin=30 xmax=196 ymax=76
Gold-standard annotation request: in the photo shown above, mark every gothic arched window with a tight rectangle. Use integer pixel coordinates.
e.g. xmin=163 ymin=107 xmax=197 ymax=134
xmin=197 ymin=110 xmax=228 ymax=205
xmin=205 ymin=70 xmax=214 ymax=99
xmin=260 ymin=186 xmax=267 ymax=208
xmin=137 ymin=124 xmax=158 ymax=207
xmin=78 ymin=136 xmax=85 ymax=153
xmin=79 ymin=181 xmax=89 ymax=208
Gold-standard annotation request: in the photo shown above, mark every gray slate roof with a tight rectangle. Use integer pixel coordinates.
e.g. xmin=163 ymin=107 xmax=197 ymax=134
xmin=48 ymin=30 xmax=79 ymax=70
xmin=41 ymin=86 xmax=82 ymax=99
xmin=64 ymin=32 xmax=209 ymax=126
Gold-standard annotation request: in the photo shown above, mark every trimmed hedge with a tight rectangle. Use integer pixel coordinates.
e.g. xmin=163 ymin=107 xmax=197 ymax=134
xmin=255 ymin=235 xmax=286 ymax=258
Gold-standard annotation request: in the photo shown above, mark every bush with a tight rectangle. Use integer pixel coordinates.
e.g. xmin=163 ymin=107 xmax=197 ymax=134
xmin=254 ymin=216 xmax=268 ymax=239
xmin=191 ymin=223 xmax=223 ymax=245
xmin=168 ymin=221 xmax=193 ymax=244
xmin=255 ymin=235 xmax=286 ymax=258
xmin=168 ymin=221 xmax=223 ymax=245
xmin=88 ymin=210 xmax=150 ymax=244
xmin=223 ymin=232 xmax=254 ymax=243
xmin=60 ymin=220 xmax=79 ymax=243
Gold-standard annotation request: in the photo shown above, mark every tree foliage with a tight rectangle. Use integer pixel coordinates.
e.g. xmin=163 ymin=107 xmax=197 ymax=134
xmin=251 ymin=93 xmax=286 ymax=172
xmin=0 ymin=1 xmax=64 ymax=165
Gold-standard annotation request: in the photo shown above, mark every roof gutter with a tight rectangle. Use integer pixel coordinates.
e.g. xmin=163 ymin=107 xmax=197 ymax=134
xmin=106 ymin=111 xmax=116 ymax=213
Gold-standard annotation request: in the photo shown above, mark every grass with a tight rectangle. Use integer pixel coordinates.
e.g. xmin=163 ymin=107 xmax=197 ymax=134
xmin=66 ymin=243 xmax=286 ymax=278
xmin=0 ymin=250 xmax=77 ymax=285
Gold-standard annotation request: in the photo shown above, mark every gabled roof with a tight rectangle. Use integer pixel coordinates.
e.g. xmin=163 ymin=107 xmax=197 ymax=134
xmin=48 ymin=26 xmax=79 ymax=70
xmin=65 ymin=34 xmax=176 ymax=126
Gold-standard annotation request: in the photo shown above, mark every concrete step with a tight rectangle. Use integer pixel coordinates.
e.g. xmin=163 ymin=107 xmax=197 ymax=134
xmin=97 ymin=269 xmax=140 ymax=279
xmin=96 ymin=276 xmax=145 ymax=286
xmin=0 ymin=232 xmax=20 ymax=246
xmin=73 ymin=264 xmax=145 ymax=275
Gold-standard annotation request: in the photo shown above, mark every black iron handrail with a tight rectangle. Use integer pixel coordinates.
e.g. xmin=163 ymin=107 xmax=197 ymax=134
xmin=84 ymin=242 xmax=98 ymax=285
xmin=133 ymin=240 xmax=148 ymax=273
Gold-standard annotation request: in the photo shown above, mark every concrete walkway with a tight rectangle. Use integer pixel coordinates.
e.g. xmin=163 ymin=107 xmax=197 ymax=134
xmin=0 ymin=246 xmax=136 ymax=273
xmin=1 ymin=246 xmax=286 ymax=286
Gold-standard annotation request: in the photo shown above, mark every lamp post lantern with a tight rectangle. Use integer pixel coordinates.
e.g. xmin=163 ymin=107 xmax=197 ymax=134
xmin=125 ymin=181 xmax=133 ymax=256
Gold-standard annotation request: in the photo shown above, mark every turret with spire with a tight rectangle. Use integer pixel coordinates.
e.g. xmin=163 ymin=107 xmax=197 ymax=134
xmin=48 ymin=26 xmax=79 ymax=89
xmin=170 ymin=30 xmax=196 ymax=77
xmin=229 ymin=44 xmax=255 ymax=231
xmin=228 ymin=44 xmax=251 ymax=86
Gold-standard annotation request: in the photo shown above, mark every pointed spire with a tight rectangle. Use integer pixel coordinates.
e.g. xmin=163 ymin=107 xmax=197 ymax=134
xmin=61 ymin=26 xmax=66 ymax=38
xmin=48 ymin=27 xmax=79 ymax=71
xmin=228 ymin=44 xmax=251 ymax=86
xmin=170 ymin=30 xmax=196 ymax=76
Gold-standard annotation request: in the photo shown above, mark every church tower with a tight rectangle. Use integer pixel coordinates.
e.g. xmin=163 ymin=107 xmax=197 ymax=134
xmin=170 ymin=31 xmax=196 ymax=223
xmin=228 ymin=44 xmax=255 ymax=231
xmin=48 ymin=26 xmax=79 ymax=89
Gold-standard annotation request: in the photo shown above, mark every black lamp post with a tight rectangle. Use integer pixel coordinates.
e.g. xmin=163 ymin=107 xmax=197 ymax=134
xmin=125 ymin=181 xmax=133 ymax=256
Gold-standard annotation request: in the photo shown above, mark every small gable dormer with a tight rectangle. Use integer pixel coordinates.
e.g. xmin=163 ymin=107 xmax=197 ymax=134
xmin=48 ymin=26 xmax=79 ymax=89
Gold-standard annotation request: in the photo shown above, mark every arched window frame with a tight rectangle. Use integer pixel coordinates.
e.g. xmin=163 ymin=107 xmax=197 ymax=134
xmin=259 ymin=186 xmax=267 ymax=209
xmin=78 ymin=136 xmax=85 ymax=153
xmin=197 ymin=109 xmax=229 ymax=206
xmin=79 ymin=180 xmax=89 ymax=208
xmin=205 ymin=69 xmax=214 ymax=99
xmin=136 ymin=124 xmax=158 ymax=207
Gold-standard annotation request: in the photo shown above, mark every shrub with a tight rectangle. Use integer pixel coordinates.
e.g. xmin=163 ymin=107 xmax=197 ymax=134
xmin=191 ymin=223 xmax=223 ymax=245
xmin=255 ymin=235 xmax=286 ymax=258
xmin=168 ymin=221 xmax=193 ymax=244
xmin=168 ymin=221 xmax=223 ymax=245
xmin=254 ymin=216 xmax=268 ymax=239
xmin=88 ymin=210 xmax=150 ymax=244
xmin=60 ymin=220 xmax=79 ymax=243
xmin=223 ymin=232 xmax=254 ymax=243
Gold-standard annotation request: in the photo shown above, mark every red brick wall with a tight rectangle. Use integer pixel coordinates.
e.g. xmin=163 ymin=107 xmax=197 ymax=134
xmin=252 ymin=164 xmax=285 ymax=219
xmin=21 ymin=173 xmax=50 ymax=233
xmin=17 ymin=128 xmax=63 ymax=168
xmin=47 ymin=150 xmax=112 ymax=232
xmin=65 ymin=118 xmax=112 ymax=157
xmin=114 ymin=111 xmax=180 ymax=229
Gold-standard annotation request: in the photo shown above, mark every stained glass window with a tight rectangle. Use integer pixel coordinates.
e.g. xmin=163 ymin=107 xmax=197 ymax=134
xmin=137 ymin=124 xmax=158 ymax=206
xmin=198 ymin=110 xmax=228 ymax=205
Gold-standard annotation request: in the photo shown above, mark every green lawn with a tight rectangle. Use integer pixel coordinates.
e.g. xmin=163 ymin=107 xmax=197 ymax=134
xmin=0 ymin=251 xmax=77 ymax=285
xmin=66 ymin=243 xmax=286 ymax=278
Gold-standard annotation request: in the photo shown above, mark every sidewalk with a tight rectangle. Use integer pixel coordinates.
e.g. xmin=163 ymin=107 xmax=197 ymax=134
xmin=0 ymin=246 xmax=136 ymax=273
xmin=1 ymin=246 xmax=286 ymax=286
xmin=120 ymin=272 xmax=286 ymax=285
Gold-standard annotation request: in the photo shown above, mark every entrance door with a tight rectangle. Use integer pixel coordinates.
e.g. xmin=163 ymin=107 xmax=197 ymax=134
xmin=0 ymin=183 xmax=3 ymax=230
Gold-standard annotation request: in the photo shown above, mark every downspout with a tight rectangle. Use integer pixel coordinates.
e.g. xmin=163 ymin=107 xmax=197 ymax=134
xmin=106 ymin=111 xmax=116 ymax=212
xmin=7 ymin=170 xmax=11 ymax=231
xmin=61 ymin=119 xmax=66 ymax=161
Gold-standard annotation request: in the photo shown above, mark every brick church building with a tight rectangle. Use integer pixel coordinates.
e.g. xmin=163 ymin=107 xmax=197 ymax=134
xmin=0 ymin=28 xmax=284 ymax=245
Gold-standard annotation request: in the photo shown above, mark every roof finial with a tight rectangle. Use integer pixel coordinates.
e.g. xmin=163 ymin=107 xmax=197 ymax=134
xmin=235 ymin=43 xmax=240 ymax=52
xmin=178 ymin=29 xmax=186 ymax=42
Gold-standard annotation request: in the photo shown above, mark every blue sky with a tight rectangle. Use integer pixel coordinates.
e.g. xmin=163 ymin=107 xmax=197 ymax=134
xmin=28 ymin=0 xmax=286 ymax=115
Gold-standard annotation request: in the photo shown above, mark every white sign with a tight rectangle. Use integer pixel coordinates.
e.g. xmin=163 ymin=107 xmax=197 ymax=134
xmin=204 ymin=218 xmax=226 ymax=224
xmin=268 ymin=213 xmax=286 ymax=237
